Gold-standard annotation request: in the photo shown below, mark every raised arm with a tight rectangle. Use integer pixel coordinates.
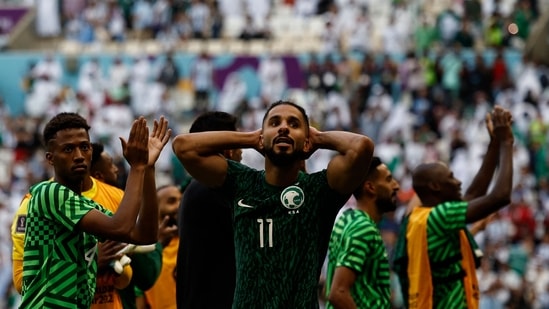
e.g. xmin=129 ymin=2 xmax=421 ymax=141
xmin=465 ymin=107 xmax=514 ymax=223
xmin=134 ymin=116 xmax=172 ymax=243
xmin=172 ymin=130 xmax=261 ymax=187
xmin=463 ymin=112 xmax=499 ymax=201
xmin=309 ymin=127 xmax=374 ymax=195
xmin=79 ymin=117 xmax=165 ymax=244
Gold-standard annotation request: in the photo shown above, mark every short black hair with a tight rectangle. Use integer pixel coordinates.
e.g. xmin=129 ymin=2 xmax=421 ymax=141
xmin=365 ymin=156 xmax=383 ymax=180
xmin=262 ymin=100 xmax=310 ymax=131
xmin=43 ymin=112 xmax=91 ymax=148
xmin=91 ymin=142 xmax=104 ymax=169
xmin=353 ymin=156 xmax=383 ymax=198
xmin=189 ymin=111 xmax=238 ymax=133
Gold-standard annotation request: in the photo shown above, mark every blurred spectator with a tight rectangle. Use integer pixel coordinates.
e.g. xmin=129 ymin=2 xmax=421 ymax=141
xmin=77 ymin=57 xmax=105 ymax=112
xmin=157 ymin=52 xmax=181 ymax=90
xmin=188 ymin=0 xmax=211 ymax=38
xmin=191 ymin=51 xmax=214 ymax=113
xmin=320 ymin=20 xmax=341 ymax=55
xmin=25 ymin=54 xmax=63 ymax=120
xmin=258 ymin=54 xmax=287 ymax=103
xmin=107 ymin=55 xmax=130 ymax=94
xmin=381 ymin=15 xmax=408 ymax=56
xmin=209 ymin=0 xmax=224 ymax=39
xmin=454 ymin=19 xmax=476 ymax=48
xmin=35 ymin=0 xmax=61 ymax=37
xmin=217 ymin=71 xmax=247 ymax=114
xmin=414 ymin=18 xmax=437 ymax=56
xmin=345 ymin=6 xmax=371 ymax=53
xmin=151 ymin=0 xmax=172 ymax=38
xmin=132 ymin=0 xmax=154 ymax=40
xmin=107 ymin=0 xmax=127 ymax=42
xmin=436 ymin=7 xmax=461 ymax=46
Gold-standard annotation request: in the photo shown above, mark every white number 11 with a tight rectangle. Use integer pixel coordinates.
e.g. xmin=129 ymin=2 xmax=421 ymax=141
xmin=257 ymin=218 xmax=273 ymax=248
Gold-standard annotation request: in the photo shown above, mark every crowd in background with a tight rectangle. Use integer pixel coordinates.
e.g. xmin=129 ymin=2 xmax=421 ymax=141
xmin=0 ymin=0 xmax=548 ymax=308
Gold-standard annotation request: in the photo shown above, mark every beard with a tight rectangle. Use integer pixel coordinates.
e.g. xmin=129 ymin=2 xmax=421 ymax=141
xmin=264 ymin=147 xmax=304 ymax=167
xmin=375 ymin=195 xmax=397 ymax=213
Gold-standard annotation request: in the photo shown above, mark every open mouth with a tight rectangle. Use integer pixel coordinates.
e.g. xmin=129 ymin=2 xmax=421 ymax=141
xmin=274 ymin=137 xmax=293 ymax=145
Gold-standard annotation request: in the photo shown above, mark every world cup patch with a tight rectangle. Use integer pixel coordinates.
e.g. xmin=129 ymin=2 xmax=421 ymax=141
xmin=280 ymin=186 xmax=304 ymax=210
xmin=16 ymin=215 xmax=27 ymax=233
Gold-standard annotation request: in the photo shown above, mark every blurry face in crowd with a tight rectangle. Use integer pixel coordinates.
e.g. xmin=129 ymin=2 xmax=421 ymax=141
xmin=92 ymin=151 xmax=119 ymax=187
xmin=158 ymin=185 xmax=182 ymax=227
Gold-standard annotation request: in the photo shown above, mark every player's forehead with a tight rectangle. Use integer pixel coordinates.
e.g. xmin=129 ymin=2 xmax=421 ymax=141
xmin=52 ymin=128 xmax=90 ymax=144
xmin=376 ymin=164 xmax=391 ymax=178
xmin=265 ymin=104 xmax=304 ymax=122
xmin=158 ymin=186 xmax=181 ymax=198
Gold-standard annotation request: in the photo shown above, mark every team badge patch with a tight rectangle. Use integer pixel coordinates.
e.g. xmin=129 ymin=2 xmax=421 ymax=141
xmin=280 ymin=185 xmax=304 ymax=210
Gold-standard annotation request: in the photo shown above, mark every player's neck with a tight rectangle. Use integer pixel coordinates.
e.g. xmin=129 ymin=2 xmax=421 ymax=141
xmin=81 ymin=175 xmax=93 ymax=192
xmin=357 ymin=201 xmax=382 ymax=222
xmin=418 ymin=196 xmax=439 ymax=208
xmin=264 ymin=164 xmax=300 ymax=187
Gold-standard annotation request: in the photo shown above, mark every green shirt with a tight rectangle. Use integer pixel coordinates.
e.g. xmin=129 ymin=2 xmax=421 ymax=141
xmin=224 ymin=161 xmax=349 ymax=308
xmin=395 ymin=201 xmax=470 ymax=308
xmin=21 ymin=181 xmax=111 ymax=308
xmin=326 ymin=209 xmax=391 ymax=308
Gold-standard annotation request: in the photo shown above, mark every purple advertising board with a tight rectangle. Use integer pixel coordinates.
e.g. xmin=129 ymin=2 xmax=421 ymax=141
xmin=0 ymin=7 xmax=28 ymax=35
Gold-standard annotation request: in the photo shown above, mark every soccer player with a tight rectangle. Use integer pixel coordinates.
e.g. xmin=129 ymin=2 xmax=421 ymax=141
xmin=176 ymin=111 xmax=242 ymax=309
xmin=325 ymin=156 xmax=399 ymax=308
xmin=19 ymin=113 xmax=171 ymax=308
xmin=393 ymin=106 xmax=514 ymax=308
xmin=89 ymin=142 xmax=163 ymax=309
xmin=143 ymin=184 xmax=182 ymax=308
xmin=172 ymin=100 xmax=374 ymax=307
xmin=11 ymin=142 xmax=133 ymax=308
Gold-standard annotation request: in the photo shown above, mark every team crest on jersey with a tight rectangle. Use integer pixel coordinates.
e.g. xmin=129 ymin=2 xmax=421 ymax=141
xmin=280 ymin=185 xmax=304 ymax=213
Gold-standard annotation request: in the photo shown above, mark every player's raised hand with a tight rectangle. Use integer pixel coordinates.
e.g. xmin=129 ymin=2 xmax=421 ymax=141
xmin=485 ymin=111 xmax=494 ymax=140
xmin=491 ymin=106 xmax=514 ymax=145
xmin=148 ymin=116 xmax=172 ymax=166
xmin=302 ymin=126 xmax=320 ymax=159
xmin=121 ymin=117 xmax=149 ymax=168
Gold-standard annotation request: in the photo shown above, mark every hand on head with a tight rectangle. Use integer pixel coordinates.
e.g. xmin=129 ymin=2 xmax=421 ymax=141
xmin=301 ymin=126 xmax=319 ymax=159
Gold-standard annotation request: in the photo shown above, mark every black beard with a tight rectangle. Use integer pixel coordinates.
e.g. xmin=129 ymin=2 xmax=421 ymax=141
xmin=375 ymin=196 xmax=397 ymax=213
xmin=264 ymin=148 xmax=303 ymax=167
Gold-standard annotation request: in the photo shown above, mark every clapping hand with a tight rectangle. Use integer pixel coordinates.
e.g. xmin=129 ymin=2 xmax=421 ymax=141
xmin=121 ymin=117 xmax=149 ymax=168
xmin=491 ymin=106 xmax=514 ymax=145
xmin=148 ymin=116 xmax=172 ymax=166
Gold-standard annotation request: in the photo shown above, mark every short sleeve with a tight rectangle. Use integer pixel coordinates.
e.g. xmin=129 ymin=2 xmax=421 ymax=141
xmin=336 ymin=218 xmax=375 ymax=273
xmin=429 ymin=201 xmax=468 ymax=234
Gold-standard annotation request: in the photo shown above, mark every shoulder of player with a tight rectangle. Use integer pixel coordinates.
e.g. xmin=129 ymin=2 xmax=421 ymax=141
xmin=434 ymin=200 xmax=468 ymax=213
xmin=93 ymin=178 xmax=124 ymax=195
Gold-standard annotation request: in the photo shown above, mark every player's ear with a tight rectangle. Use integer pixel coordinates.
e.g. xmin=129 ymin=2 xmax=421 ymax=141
xmin=259 ymin=134 xmax=264 ymax=150
xmin=45 ymin=152 xmax=53 ymax=165
xmin=428 ymin=181 xmax=440 ymax=192
xmin=362 ymin=181 xmax=376 ymax=195
xmin=303 ymin=137 xmax=311 ymax=152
